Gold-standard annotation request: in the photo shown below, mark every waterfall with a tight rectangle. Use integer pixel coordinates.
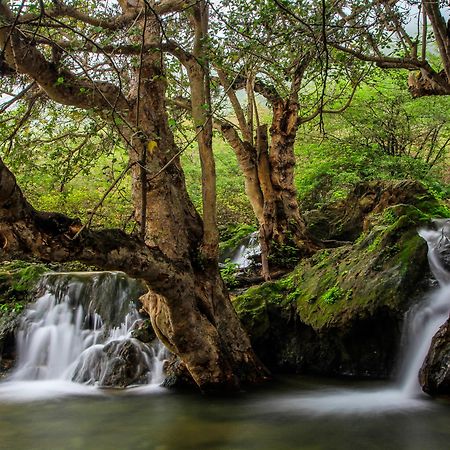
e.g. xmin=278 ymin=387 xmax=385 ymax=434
xmin=220 ymin=231 xmax=261 ymax=269
xmin=398 ymin=220 xmax=450 ymax=395
xmin=8 ymin=272 xmax=167 ymax=389
xmin=253 ymin=219 xmax=450 ymax=415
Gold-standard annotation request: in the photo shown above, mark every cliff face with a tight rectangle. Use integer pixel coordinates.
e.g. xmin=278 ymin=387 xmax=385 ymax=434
xmin=234 ymin=181 xmax=449 ymax=378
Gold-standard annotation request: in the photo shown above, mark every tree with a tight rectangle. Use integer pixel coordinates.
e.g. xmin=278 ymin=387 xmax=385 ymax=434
xmin=207 ymin=0 xmax=364 ymax=279
xmin=327 ymin=0 xmax=450 ymax=97
xmin=0 ymin=0 xmax=267 ymax=391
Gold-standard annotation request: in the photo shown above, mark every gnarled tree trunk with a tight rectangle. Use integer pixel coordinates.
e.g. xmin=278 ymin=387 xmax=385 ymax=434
xmin=215 ymin=58 xmax=318 ymax=280
xmin=217 ymin=99 xmax=317 ymax=280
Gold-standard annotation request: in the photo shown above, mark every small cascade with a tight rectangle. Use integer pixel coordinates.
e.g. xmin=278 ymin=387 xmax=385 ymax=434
xmin=254 ymin=219 xmax=450 ymax=415
xmin=220 ymin=231 xmax=261 ymax=269
xmin=9 ymin=272 xmax=167 ymax=389
xmin=399 ymin=219 xmax=450 ymax=395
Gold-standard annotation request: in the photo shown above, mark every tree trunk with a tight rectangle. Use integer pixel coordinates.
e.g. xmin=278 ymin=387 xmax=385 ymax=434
xmin=121 ymin=38 xmax=266 ymax=390
xmin=218 ymin=100 xmax=318 ymax=279
xmin=0 ymin=3 xmax=267 ymax=391
xmin=268 ymin=100 xmax=315 ymax=253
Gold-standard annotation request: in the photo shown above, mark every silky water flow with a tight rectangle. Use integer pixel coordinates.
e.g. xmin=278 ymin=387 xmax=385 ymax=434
xmin=0 ymin=271 xmax=166 ymax=401
xmin=254 ymin=219 xmax=450 ymax=415
xmin=1 ymin=220 xmax=449 ymax=410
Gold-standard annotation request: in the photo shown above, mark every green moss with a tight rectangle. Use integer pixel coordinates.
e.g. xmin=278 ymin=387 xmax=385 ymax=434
xmin=0 ymin=261 xmax=47 ymax=301
xmin=321 ymin=286 xmax=345 ymax=305
xmin=0 ymin=260 xmax=49 ymax=350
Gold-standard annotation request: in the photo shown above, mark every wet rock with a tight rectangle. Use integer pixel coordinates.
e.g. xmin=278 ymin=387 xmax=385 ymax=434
xmin=130 ymin=319 xmax=156 ymax=343
xmin=162 ymin=354 xmax=196 ymax=390
xmin=100 ymin=339 xmax=152 ymax=387
xmin=420 ymin=317 xmax=450 ymax=396
xmin=72 ymin=338 xmax=154 ymax=388
xmin=433 ymin=219 xmax=450 ymax=272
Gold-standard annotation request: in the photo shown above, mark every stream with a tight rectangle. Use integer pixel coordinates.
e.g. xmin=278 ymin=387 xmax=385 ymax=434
xmin=0 ymin=376 xmax=449 ymax=450
xmin=0 ymin=221 xmax=449 ymax=449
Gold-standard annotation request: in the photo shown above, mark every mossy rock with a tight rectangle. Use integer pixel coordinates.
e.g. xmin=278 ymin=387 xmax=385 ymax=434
xmin=0 ymin=260 xmax=49 ymax=368
xmin=234 ymin=180 xmax=449 ymax=378
xmin=304 ymin=180 xmax=448 ymax=242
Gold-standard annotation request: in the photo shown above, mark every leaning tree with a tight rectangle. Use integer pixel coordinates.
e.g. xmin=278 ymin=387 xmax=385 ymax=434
xmin=0 ymin=0 xmax=267 ymax=391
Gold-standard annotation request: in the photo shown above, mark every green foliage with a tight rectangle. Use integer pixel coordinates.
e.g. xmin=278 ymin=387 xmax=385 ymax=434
xmin=321 ymin=286 xmax=345 ymax=305
xmin=0 ymin=261 xmax=47 ymax=316
xmin=182 ymin=137 xmax=254 ymax=226
xmin=294 ymin=71 xmax=449 ymax=210
xmin=220 ymin=259 xmax=240 ymax=289
xmin=0 ymin=104 xmax=134 ymax=230
xmin=269 ymin=240 xmax=300 ymax=268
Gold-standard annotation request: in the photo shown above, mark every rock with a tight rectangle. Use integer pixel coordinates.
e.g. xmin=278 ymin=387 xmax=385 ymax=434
xmin=162 ymin=354 xmax=197 ymax=389
xmin=130 ymin=319 xmax=156 ymax=343
xmin=433 ymin=219 xmax=450 ymax=272
xmin=305 ymin=180 xmax=444 ymax=243
xmin=100 ymin=339 xmax=152 ymax=387
xmin=72 ymin=338 xmax=154 ymax=388
xmin=420 ymin=317 xmax=450 ymax=396
xmin=234 ymin=181 xmax=449 ymax=378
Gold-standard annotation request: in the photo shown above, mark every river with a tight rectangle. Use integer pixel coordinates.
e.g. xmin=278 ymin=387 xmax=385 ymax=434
xmin=0 ymin=220 xmax=449 ymax=450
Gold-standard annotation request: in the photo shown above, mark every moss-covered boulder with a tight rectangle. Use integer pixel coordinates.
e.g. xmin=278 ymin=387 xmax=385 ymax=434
xmin=234 ymin=181 xmax=450 ymax=378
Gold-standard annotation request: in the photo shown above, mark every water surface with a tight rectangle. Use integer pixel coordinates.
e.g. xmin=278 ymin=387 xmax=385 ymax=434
xmin=0 ymin=376 xmax=449 ymax=450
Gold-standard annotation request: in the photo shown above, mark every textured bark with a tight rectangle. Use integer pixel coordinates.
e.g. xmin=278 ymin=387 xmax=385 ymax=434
xmin=407 ymin=69 xmax=450 ymax=98
xmin=218 ymin=99 xmax=318 ymax=280
xmin=216 ymin=56 xmax=317 ymax=279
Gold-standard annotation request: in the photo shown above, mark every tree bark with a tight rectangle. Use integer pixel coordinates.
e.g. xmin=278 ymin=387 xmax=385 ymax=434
xmin=218 ymin=99 xmax=317 ymax=280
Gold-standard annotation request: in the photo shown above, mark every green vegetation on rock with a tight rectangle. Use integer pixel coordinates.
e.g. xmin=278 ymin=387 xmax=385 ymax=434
xmin=234 ymin=181 xmax=448 ymax=334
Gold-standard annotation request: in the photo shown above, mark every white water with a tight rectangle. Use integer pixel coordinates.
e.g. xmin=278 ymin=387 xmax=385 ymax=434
xmin=0 ymin=272 xmax=167 ymax=402
xmin=223 ymin=231 xmax=261 ymax=269
xmin=1 ymin=221 xmax=449 ymax=409
xmin=255 ymin=219 xmax=450 ymax=415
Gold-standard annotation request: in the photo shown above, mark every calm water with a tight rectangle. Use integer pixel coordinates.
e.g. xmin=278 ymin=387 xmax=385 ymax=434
xmin=0 ymin=376 xmax=449 ymax=450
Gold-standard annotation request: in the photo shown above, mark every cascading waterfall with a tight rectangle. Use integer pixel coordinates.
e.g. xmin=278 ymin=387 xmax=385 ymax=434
xmin=220 ymin=231 xmax=261 ymax=269
xmin=6 ymin=271 xmax=167 ymax=390
xmin=399 ymin=219 xmax=450 ymax=395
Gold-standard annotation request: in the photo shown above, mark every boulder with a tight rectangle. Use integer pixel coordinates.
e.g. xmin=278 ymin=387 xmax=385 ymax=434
xmin=72 ymin=338 xmax=154 ymax=388
xmin=420 ymin=317 xmax=450 ymax=396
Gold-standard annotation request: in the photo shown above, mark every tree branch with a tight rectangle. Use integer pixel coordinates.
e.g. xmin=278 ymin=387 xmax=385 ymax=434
xmin=19 ymin=0 xmax=198 ymax=29
xmin=0 ymin=155 xmax=185 ymax=293
xmin=0 ymin=5 xmax=129 ymax=113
